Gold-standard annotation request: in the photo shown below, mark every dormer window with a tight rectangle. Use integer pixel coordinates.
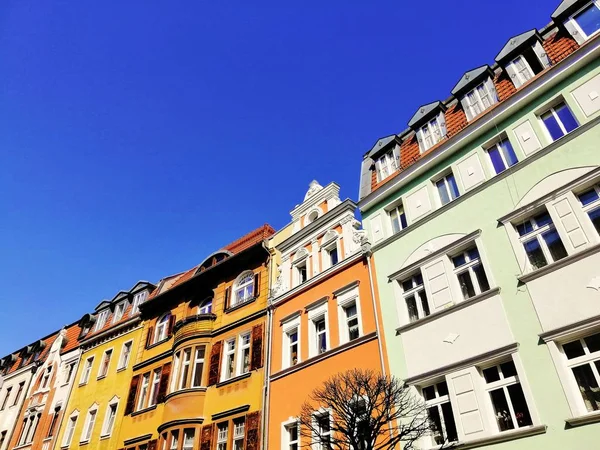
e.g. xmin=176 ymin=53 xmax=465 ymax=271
xmin=421 ymin=117 xmax=443 ymax=151
xmin=496 ymin=30 xmax=550 ymax=89
xmin=509 ymin=56 xmax=534 ymax=86
xmin=112 ymin=302 xmax=126 ymax=324
xmin=375 ymin=149 xmax=398 ymax=182
xmin=452 ymin=66 xmax=499 ymax=121
xmin=465 ymin=82 xmax=493 ymax=118
xmin=570 ymin=2 xmax=600 ymax=41
xmin=94 ymin=310 xmax=108 ymax=332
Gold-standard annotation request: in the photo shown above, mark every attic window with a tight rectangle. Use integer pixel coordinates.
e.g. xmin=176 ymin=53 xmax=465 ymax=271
xmin=419 ymin=115 xmax=445 ymax=152
xmin=376 ymin=149 xmax=399 ymax=182
xmin=570 ymin=2 xmax=600 ymax=40
xmin=465 ymin=82 xmax=494 ymax=119
xmin=307 ymin=209 xmax=320 ymax=224
xmin=506 ymin=49 xmax=543 ymax=88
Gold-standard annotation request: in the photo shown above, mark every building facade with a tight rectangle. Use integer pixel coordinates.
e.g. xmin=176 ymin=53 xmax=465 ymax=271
xmin=116 ymin=225 xmax=274 ymax=450
xmin=266 ymin=181 xmax=388 ymax=450
xmin=54 ymin=282 xmax=154 ymax=450
xmin=357 ymin=0 xmax=600 ymax=448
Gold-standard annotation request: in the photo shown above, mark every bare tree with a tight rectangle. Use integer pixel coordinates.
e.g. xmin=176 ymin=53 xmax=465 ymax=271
xmin=298 ymin=368 xmax=450 ymax=450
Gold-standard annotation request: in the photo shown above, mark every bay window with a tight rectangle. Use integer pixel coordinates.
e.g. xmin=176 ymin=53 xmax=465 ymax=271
xmin=191 ymin=346 xmax=205 ymax=387
xmin=561 ymin=331 xmax=600 ymax=412
xmin=183 ymin=429 xmax=195 ymax=450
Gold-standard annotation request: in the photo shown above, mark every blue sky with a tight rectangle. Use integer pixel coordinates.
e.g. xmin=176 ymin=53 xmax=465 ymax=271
xmin=0 ymin=0 xmax=555 ymax=355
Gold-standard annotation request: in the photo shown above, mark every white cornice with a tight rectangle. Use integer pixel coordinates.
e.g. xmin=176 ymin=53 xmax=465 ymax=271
xmin=291 ymin=182 xmax=341 ymax=219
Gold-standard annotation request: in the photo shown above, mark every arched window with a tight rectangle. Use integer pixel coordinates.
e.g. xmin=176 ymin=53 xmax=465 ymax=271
xmin=233 ymin=272 xmax=255 ymax=306
xmin=154 ymin=314 xmax=171 ymax=344
xmin=198 ymin=298 xmax=213 ymax=315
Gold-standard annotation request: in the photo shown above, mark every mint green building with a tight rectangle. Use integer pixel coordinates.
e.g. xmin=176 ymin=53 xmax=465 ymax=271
xmin=357 ymin=1 xmax=600 ymax=448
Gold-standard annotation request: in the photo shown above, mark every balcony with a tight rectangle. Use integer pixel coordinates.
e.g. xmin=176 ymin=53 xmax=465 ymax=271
xmin=173 ymin=314 xmax=216 ymax=345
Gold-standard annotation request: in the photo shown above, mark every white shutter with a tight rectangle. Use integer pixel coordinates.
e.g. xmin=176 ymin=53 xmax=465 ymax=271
xmin=485 ymin=77 xmax=498 ymax=104
xmin=564 ymin=19 xmax=586 ymax=45
xmin=548 ymin=195 xmax=589 ymax=251
xmin=437 ymin=112 xmax=447 ymax=138
xmin=513 ymin=120 xmax=542 ymax=156
xmin=422 ymin=256 xmax=454 ymax=310
xmin=447 ymin=368 xmax=486 ymax=440
xmin=533 ymin=40 xmax=551 ymax=69
xmin=370 ymin=214 xmax=384 ymax=244
xmin=504 ymin=63 xmax=522 ymax=88
xmin=461 ymin=96 xmax=473 ymax=121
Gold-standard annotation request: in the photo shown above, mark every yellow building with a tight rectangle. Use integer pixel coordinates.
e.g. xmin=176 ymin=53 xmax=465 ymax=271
xmin=54 ymin=282 xmax=155 ymax=450
xmin=117 ymin=225 xmax=274 ymax=450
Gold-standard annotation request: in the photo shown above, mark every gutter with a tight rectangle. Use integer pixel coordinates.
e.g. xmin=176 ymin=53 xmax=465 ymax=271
xmin=261 ymin=242 xmax=274 ymax=450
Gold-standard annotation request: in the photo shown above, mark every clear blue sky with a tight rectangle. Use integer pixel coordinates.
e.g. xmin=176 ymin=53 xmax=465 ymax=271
xmin=0 ymin=0 xmax=554 ymax=355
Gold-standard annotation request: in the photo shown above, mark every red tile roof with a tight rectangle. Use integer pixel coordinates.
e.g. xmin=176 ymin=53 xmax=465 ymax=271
xmin=544 ymin=29 xmax=580 ymax=64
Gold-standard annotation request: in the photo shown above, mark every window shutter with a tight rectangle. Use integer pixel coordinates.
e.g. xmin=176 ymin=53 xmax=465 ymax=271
xmin=200 ymin=424 xmax=213 ymax=450
xmin=207 ymin=341 xmax=223 ymax=386
xmin=245 ymin=411 xmax=261 ymax=450
xmin=505 ymin=63 xmax=521 ymax=88
xmin=460 ymin=97 xmax=473 ymax=121
xmin=157 ymin=362 xmax=172 ymax=403
xmin=438 ymin=112 xmax=447 ymax=138
xmin=167 ymin=315 xmax=176 ymax=338
xmin=250 ymin=324 xmax=264 ymax=371
xmin=448 ymin=367 xmax=486 ymax=440
xmin=124 ymin=375 xmax=140 ymax=415
xmin=253 ymin=272 xmax=260 ymax=298
xmin=145 ymin=327 xmax=154 ymax=349
xmin=485 ymin=77 xmax=499 ymax=104
xmin=224 ymin=286 xmax=231 ymax=311
xmin=148 ymin=440 xmax=157 ymax=450
xmin=422 ymin=257 xmax=454 ymax=311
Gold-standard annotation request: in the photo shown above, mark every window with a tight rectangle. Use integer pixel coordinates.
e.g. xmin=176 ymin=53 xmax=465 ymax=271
xmin=13 ymin=382 xmax=24 ymax=406
xmin=571 ymin=2 xmax=600 ymax=40
xmin=131 ymin=290 xmax=148 ymax=315
xmin=389 ymin=203 xmax=407 ymax=234
xmin=420 ymin=117 xmax=443 ymax=151
xmin=217 ymin=422 xmax=228 ymax=450
xmin=401 ymin=272 xmax=430 ymax=323
xmin=286 ymin=328 xmax=299 ymax=368
xmin=436 ymin=173 xmax=460 ymax=206
xmin=516 ymin=211 xmax=568 ymax=270
xmin=82 ymin=408 xmax=97 ymax=442
xmin=296 ymin=261 xmax=308 ymax=285
xmin=239 ymin=333 xmax=251 ymax=375
xmin=0 ymin=387 xmax=11 ymax=410
xmin=561 ymin=331 xmax=600 ymax=412
xmin=422 ymin=381 xmax=458 ymax=446
xmin=452 ymin=247 xmax=490 ymax=300
xmin=154 ymin=314 xmax=171 ymax=343
xmin=314 ymin=413 xmax=331 ymax=450
xmin=233 ymin=418 xmax=245 ymax=450
xmin=482 ymin=360 xmax=533 ymax=431
xmin=376 ymin=150 xmax=398 ymax=182
xmin=343 ymin=302 xmax=360 ymax=341
xmin=540 ymin=102 xmax=579 ymax=142
xmin=284 ymin=422 xmax=299 ymax=450
xmin=98 ymin=349 xmax=112 ymax=378
xmin=327 ymin=246 xmax=339 ymax=267
xmin=80 ymin=357 xmax=94 ymax=385
xmin=149 ymin=368 xmax=162 ymax=406
xmin=314 ymin=317 xmax=328 ymax=355
xmin=223 ymin=339 xmax=236 ymax=380
xmin=465 ymin=82 xmax=493 ymax=118
xmin=170 ymin=431 xmax=179 ymax=450
xmin=487 ymin=138 xmax=518 ymax=175
xmin=0 ymin=431 xmax=6 ymax=450
xmin=233 ymin=272 xmax=255 ymax=306
xmin=41 ymin=366 xmax=52 ymax=389
xmin=118 ymin=341 xmax=133 ymax=370
xmin=137 ymin=373 xmax=150 ymax=410
xmin=102 ymin=402 xmax=118 ymax=436
xmin=192 ymin=346 xmax=206 ymax=387
xmin=198 ymin=298 xmax=213 ymax=314
xmin=183 ymin=429 xmax=195 ymax=450
xmin=179 ymin=348 xmax=191 ymax=389
xmin=64 ymin=362 xmax=76 ymax=384
xmin=577 ymin=185 xmax=600 ymax=235
xmin=47 ymin=409 xmax=60 ymax=438
xmin=113 ymin=302 xmax=126 ymax=323
xmin=509 ymin=56 xmax=534 ymax=85
xmin=94 ymin=310 xmax=109 ymax=332
xmin=63 ymin=414 xmax=78 ymax=447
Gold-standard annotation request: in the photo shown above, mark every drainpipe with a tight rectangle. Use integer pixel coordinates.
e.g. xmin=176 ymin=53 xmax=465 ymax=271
xmin=260 ymin=243 xmax=275 ymax=450
xmin=5 ymin=362 xmax=38 ymax=450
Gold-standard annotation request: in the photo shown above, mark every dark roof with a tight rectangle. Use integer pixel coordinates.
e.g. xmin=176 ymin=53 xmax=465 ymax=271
xmin=495 ymin=29 xmax=539 ymax=62
xmin=408 ymin=101 xmax=443 ymax=128
xmin=552 ymin=0 xmax=582 ymax=19
xmin=367 ymin=135 xmax=397 ymax=158
xmin=451 ymin=65 xmax=492 ymax=96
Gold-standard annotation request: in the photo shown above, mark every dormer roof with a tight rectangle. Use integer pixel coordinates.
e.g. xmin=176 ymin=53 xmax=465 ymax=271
xmin=94 ymin=300 xmax=111 ymax=312
xmin=451 ymin=65 xmax=493 ymax=96
xmin=408 ymin=101 xmax=444 ymax=129
xmin=552 ymin=0 xmax=582 ymax=19
xmin=495 ymin=29 xmax=540 ymax=62
xmin=367 ymin=135 xmax=397 ymax=159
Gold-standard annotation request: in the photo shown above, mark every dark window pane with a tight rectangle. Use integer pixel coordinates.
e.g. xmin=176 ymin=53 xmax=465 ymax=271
xmin=406 ymin=296 xmax=419 ymax=322
xmin=572 ymin=364 xmax=600 ymax=412
xmin=523 ymin=239 xmax=547 ymax=269
xmin=400 ymin=212 xmax=407 ymax=229
xmin=423 ymin=385 xmax=436 ymax=401
xmin=489 ymin=146 xmax=506 ymax=174
xmin=427 ymin=406 xmax=444 ymax=445
xmin=575 ymin=3 xmax=600 ymax=37
xmin=473 ymin=264 xmax=490 ymax=293
xmin=458 ymin=271 xmax=476 ymax=300
xmin=420 ymin=292 xmax=431 ymax=317
xmin=483 ymin=366 xmax=501 ymax=383
xmin=542 ymin=111 xmax=565 ymax=141
xmin=402 ymin=280 xmax=413 ymax=291
xmin=589 ymin=208 xmax=600 ymax=234
xmin=555 ymin=103 xmax=579 ymax=133
xmin=584 ymin=333 xmax=600 ymax=353
xmin=534 ymin=212 xmax=552 ymax=227
xmin=500 ymin=139 xmax=518 ymax=167
xmin=452 ymin=254 xmax=467 ymax=268
xmin=563 ymin=340 xmax=585 ymax=359
xmin=500 ymin=361 xmax=517 ymax=378
xmin=542 ymin=229 xmax=568 ymax=262
xmin=467 ymin=248 xmax=480 ymax=261
xmin=516 ymin=221 xmax=533 ymax=236
xmin=437 ymin=381 xmax=449 ymax=397
xmin=441 ymin=402 xmax=458 ymax=442
xmin=330 ymin=248 xmax=338 ymax=265
xmin=489 ymin=388 xmax=515 ymax=431
xmin=507 ymin=383 xmax=533 ymax=428
xmin=578 ymin=189 xmax=599 ymax=206
xmin=415 ymin=274 xmax=424 ymax=286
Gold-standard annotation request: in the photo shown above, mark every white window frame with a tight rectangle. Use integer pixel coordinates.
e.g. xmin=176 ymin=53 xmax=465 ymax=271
xmin=148 ymin=368 xmax=162 ymax=407
xmin=375 ymin=149 xmax=398 ymax=182
xmin=293 ymin=254 xmax=309 ymax=287
xmin=465 ymin=82 xmax=493 ymax=118
xmin=451 ymin=247 xmax=490 ymax=300
xmin=281 ymin=316 xmax=301 ymax=370
xmin=509 ymin=55 xmax=534 ymax=85
xmin=312 ymin=410 xmax=332 ymax=450
xmin=222 ymin=338 xmax=237 ymax=381
xmin=577 ymin=184 xmax=600 ymax=237
xmin=421 ymin=381 xmax=458 ymax=447
xmin=62 ymin=412 xmax=78 ymax=447
xmin=101 ymin=399 xmax=119 ymax=437
xmin=97 ymin=348 xmax=113 ymax=379
xmin=118 ymin=340 xmax=133 ymax=370
xmin=539 ymin=101 xmax=579 ymax=142
xmin=420 ymin=117 xmax=443 ymax=151
xmin=233 ymin=417 xmax=245 ymax=449
xmin=179 ymin=348 xmax=192 ymax=390
xmin=336 ymin=286 xmax=363 ymax=345
xmin=40 ymin=366 xmax=52 ymax=390
xmin=216 ymin=422 xmax=228 ymax=450
xmin=183 ymin=429 xmax=195 ymax=450
xmin=514 ymin=210 xmax=568 ymax=271
xmin=112 ymin=302 xmax=126 ymax=324
xmin=387 ymin=201 xmax=407 ymax=235
xmin=435 ymin=171 xmax=460 ymax=206
xmin=399 ymin=271 xmax=430 ymax=324
xmin=80 ymin=356 xmax=94 ymax=385
xmin=321 ymin=231 xmax=340 ymax=271
xmin=281 ymin=419 xmax=300 ymax=450
xmin=191 ymin=345 xmax=206 ymax=388
xmin=131 ymin=290 xmax=148 ymax=315
xmin=80 ymin=405 xmax=98 ymax=443
xmin=170 ymin=430 xmax=179 ymax=450
xmin=94 ymin=310 xmax=109 ymax=332
xmin=232 ymin=271 xmax=255 ymax=307
xmin=569 ymin=1 xmax=600 ymax=40
xmin=237 ymin=332 xmax=251 ymax=376
xmin=308 ymin=303 xmax=329 ymax=358
xmin=137 ymin=373 xmax=150 ymax=411
xmin=154 ymin=314 xmax=170 ymax=344
xmin=198 ymin=298 xmax=213 ymax=314
xmin=485 ymin=137 xmax=518 ymax=175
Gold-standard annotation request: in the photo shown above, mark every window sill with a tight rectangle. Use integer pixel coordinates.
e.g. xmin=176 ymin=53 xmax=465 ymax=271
xmin=565 ymin=410 xmax=600 ymax=427
xmin=164 ymin=387 xmax=207 ymax=402
xmin=116 ymin=366 xmax=127 ymax=373
xmin=225 ymin=297 xmax=257 ymax=314
xmin=79 ymin=440 xmax=90 ymax=446
xmin=145 ymin=337 xmax=171 ymax=350
xmin=130 ymin=404 xmax=157 ymax=417
xmin=396 ymin=287 xmax=501 ymax=334
xmin=100 ymin=434 xmax=112 ymax=440
xmin=216 ymin=372 xmax=252 ymax=388
xmin=78 ymin=382 xmax=88 ymax=387
xmin=518 ymin=242 xmax=600 ymax=284
xmin=455 ymin=424 xmax=546 ymax=449
xmin=96 ymin=374 xmax=107 ymax=381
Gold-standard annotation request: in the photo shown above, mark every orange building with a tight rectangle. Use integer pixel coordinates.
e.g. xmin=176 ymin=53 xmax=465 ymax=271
xmin=266 ymin=181 xmax=388 ymax=449
xmin=117 ymin=225 xmax=274 ymax=450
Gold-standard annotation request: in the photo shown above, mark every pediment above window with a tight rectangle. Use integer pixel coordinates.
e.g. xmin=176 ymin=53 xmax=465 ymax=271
xmin=400 ymin=234 xmax=470 ymax=270
xmin=408 ymin=101 xmax=445 ymax=130
xmin=451 ymin=65 xmax=494 ymax=97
